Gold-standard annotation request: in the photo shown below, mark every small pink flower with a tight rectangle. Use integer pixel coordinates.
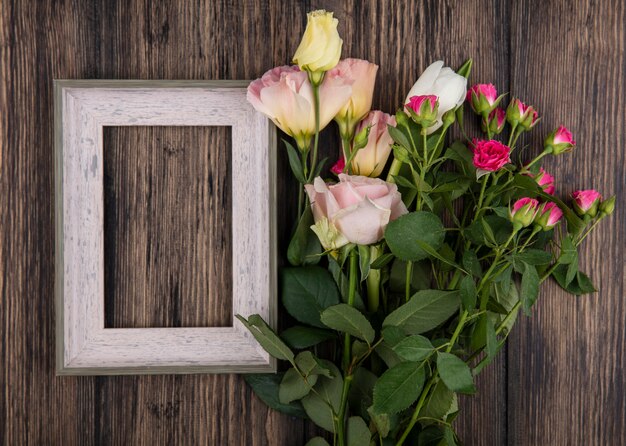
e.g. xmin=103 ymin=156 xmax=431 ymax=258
xmin=506 ymin=99 xmax=539 ymax=130
xmin=484 ymin=108 xmax=506 ymax=134
xmin=535 ymin=168 xmax=555 ymax=195
xmin=510 ymin=197 xmax=540 ymax=228
xmin=535 ymin=202 xmax=563 ymax=230
xmin=472 ymin=139 xmax=511 ymax=173
xmin=467 ymin=83 xmax=499 ymax=114
xmin=545 ymin=126 xmax=576 ymax=154
xmin=572 ymin=189 xmax=602 ymax=217
xmin=331 ymin=157 xmax=345 ymax=175
xmin=351 ymin=111 xmax=396 ymax=177
xmin=406 ymin=95 xmax=438 ymax=113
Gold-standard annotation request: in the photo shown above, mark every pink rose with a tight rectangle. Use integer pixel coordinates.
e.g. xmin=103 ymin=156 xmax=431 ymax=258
xmin=467 ymin=83 xmax=499 ymax=114
xmin=329 ymin=58 xmax=379 ymax=138
xmin=484 ymin=108 xmax=506 ymax=134
xmin=535 ymin=202 xmax=563 ymax=230
xmin=510 ymin=197 xmax=540 ymax=228
xmin=535 ymin=168 xmax=555 ymax=194
xmin=506 ymin=98 xmax=539 ymax=130
xmin=406 ymin=95 xmax=438 ymax=127
xmin=545 ymin=125 xmax=575 ymax=155
xmin=247 ymin=65 xmax=352 ymax=149
xmin=351 ymin=111 xmax=396 ymax=177
xmin=305 ymin=174 xmax=408 ymax=247
xmin=331 ymin=157 xmax=345 ymax=175
xmin=472 ymin=139 xmax=511 ymax=174
xmin=572 ymin=189 xmax=602 ymax=217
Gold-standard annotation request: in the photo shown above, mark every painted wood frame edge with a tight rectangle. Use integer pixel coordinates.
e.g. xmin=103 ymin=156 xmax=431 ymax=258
xmin=54 ymin=79 xmax=277 ymax=375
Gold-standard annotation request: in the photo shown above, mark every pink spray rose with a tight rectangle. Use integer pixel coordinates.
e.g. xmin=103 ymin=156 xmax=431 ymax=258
xmin=535 ymin=202 xmax=563 ymax=230
xmin=331 ymin=157 xmax=345 ymax=175
xmin=535 ymin=168 xmax=555 ymax=194
xmin=305 ymin=174 xmax=408 ymax=248
xmin=506 ymin=98 xmax=539 ymax=130
xmin=467 ymin=83 xmax=499 ymax=114
xmin=329 ymin=58 xmax=379 ymax=138
xmin=406 ymin=95 xmax=439 ymax=127
xmin=247 ymin=65 xmax=352 ymax=149
xmin=545 ymin=125 xmax=575 ymax=154
xmin=351 ymin=111 xmax=396 ymax=177
xmin=472 ymin=139 xmax=511 ymax=175
xmin=484 ymin=108 xmax=506 ymax=134
xmin=572 ymin=189 xmax=602 ymax=217
xmin=510 ymin=197 xmax=540 ymax=228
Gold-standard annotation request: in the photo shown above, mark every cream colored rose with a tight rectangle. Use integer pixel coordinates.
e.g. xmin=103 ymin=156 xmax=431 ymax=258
xmin=351 ymin=111 xmax=396 ymax=177
xmin=405 ymin=61 xmax=467 ymax=134
xmin=305 ymin=174 xmax=408 ymax=247
xmin=293 ymin=10 xmax=343 ymax=76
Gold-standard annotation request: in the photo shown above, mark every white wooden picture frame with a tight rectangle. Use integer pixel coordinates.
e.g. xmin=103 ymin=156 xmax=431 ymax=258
xmin=54 ymin=80 xmax=277 ymax=375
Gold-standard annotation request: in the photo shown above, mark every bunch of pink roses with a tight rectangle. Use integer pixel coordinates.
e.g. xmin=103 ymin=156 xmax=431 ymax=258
xmin=239 ymin=9 xmax=616 ymax=446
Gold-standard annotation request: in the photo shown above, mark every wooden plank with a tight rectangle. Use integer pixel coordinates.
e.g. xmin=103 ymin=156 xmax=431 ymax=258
xmin=507 ymin=1 xmax=626 ymax=445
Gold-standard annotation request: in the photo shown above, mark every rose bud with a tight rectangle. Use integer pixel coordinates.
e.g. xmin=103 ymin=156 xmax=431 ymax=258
xmin=247 ymin=65 xmax=352 ymax=150
xmin=472 ymin=139 xmax=511 ymax=178
xmin=404 ymin=60 xmax=467 ymax=134
xmin=406 ymin=95 xmax=439 ymax=128
xmin=544 ymin=126 xmax=575 ymax=155
xmin=506 ymin=98 xmax=539 ymax=130
xmin=293 ymin=10 xmax=343 ymax=84
xmin=331 ymin=157 xmax=345 ymax=175
xmin=599 ymin=196 xmax=616 ymax=217
xmin=481 ymin=108 xmax=506 ymax=135
xmin=351 ymin=111 xmax=396 ymax=177
xmin=510 ymin=197 xmax=540 ymax=229
xmin=535 ymin=167 xmax=556 ymax=194
xmin=467 ymin=83 xmax=501 ymax=115
xmin=329 ymin=58 xmax=379 ymax=140
xmin=572 ymin=189 xmax=602 ymax=218
xmin=305 ymin=174 xmax=408 ymax=246
xmin=534 ymin=202 xmax=563 ymax=231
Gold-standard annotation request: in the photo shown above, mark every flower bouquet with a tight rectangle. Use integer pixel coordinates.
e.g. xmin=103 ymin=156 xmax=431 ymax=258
xmin=239 ymin=10 xmax=615 ymax=446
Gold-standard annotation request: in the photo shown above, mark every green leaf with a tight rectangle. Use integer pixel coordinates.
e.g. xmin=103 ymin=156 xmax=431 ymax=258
xmin=284 ymin=139 xmax=306 ymax=184
xmin=244 ymin=374 xmax=307 ymax=418
xmin=367 ymin=406 xmax=394 ymax=438
xmin=566 ymin=256 xmax=579 ymax=285
xmin=383 ymin=290 xmax=461 ymax=334
xmin=392 ymin=174 xmax=418 ymax=190
xmin=385 ymin=212 xmax=446 ymax=262
xmin=381 ymin=326 xmax=406 ymax=346
xmin=370 ymin=253 xmax=395 ymax=269
xmin=462 ymin=250 xmax=482 ymax=278
xmin=485 ymin=317 xmax=497 ymax=359
xmin=415 ymin=240 xmax=465 ymax=272
xmin=552 ymin=265 xmax=597 ymax=295
xmin=520 ymin=262 xmax=540 ymax=315
xmin=388 ymin=126 xmax=412 ymax=150
xmin=349 ymin=367 xmax=377 ymax=420
xmin=305 ymin=438 xmax=330 ymax=446
xmin=358 ymin=244 xmax=371 ymax=281
xmin=282 ymin=267 xmax=340 ymax=328
xmin=279 ymin=367 xmax=317 ymax=404
xmin=437 ymin=352 xmax=476 ymax=394
xmin=236 ymin=315 xmax=294 ymax=362
xmin=295 ymin=351 xmax=334 ymax=379
xmin=558 ymin=236 xmax=577 ymax=264
xmin=287 ymin=207 xmax=321 ymax=266
xmin=393 ymin=335 xmax=434 ymax=361
xmin=302 ymin=361 xmax=343 ymax=433
xmin=281 ymin=326 xmax=335 ymax=349
xmin=512 ymin=248 xmax=553 ymax=265
xmin=320 ymin=304 xmax=375 ymax=344
xmin=373 ymin=362 xmax=425 ymax=414
xmin=328 ymin=258 xmax=367 ymax=312
xmin=459 ymin=275 xmax=477 ymax=310
xmin=347 ymin=416 xmax=371 ymax=446
xmin=456 ymin=58 xmax=473 ymax=78
xmin=419 ymin=379 xmax=455 ymax=420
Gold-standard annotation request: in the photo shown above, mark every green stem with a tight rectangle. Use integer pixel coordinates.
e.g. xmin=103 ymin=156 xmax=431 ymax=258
xmin=405 ymin=260 xmax=413 ymax=302
xmin=386 ymin=157 xmax=403 ymax=183
xmin=507 ymin=124 xmax=518 ymax=147
xmin=341 ymin=136 xmax=352 ymax=174
xmin=476 ymin=173 xmax=489 ymax=214
xmin=576 ymin=217 xmax=603 ymax=246
xmin=335 ymin=374 xmax=353 ymax=446
xmin=307 ymin=82 xmax=321 ymax=182
xmin=367 ymin=245 xmax=382 ymax=312
xmin=525 ymin=150 xmax=549 ymax=170
xmin=446 ymin=310 xmax=469 ymax=353
xmin=395 ymin=378 xmax=437 ymax=446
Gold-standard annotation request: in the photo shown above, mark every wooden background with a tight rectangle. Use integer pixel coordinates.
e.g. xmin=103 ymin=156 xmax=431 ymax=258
xmin=1 ymin=0 xmax=624 ymax=444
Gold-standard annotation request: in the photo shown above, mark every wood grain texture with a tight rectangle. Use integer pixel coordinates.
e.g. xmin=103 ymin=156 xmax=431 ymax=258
xmin=507 ymin=1 xmax=626 ymax=445
xmin=1 ymin=0 xmax=624 ymax=444
xmin=104 ymin=126 xmax=233 ymax=329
